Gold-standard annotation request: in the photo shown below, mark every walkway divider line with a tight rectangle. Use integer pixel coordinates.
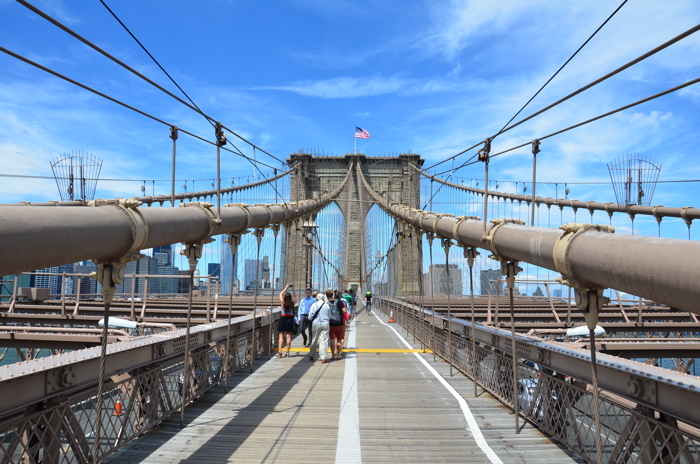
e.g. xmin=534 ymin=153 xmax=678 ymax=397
xmin=336 ymin=321 xmax=361 ymax=464
xmin=273 ymin=347 xmax=431 ymax=353
xmin=372 ymin=312 xmax=504 ymax=464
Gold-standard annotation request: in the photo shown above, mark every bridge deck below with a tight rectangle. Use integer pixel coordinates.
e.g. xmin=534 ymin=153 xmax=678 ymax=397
xmin=105 ymin=306 xmax=582 ymax=463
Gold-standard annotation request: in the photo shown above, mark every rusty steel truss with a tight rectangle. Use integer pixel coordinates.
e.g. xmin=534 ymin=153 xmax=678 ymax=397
xmin=380 ymin=298 xmax=700 ymax=464
xmin=0 ymin=309 xmax=278 ymax=463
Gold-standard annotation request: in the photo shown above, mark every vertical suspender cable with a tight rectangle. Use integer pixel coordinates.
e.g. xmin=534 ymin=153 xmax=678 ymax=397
xmin=224 ymin=241 xmax=234 ymax=393
xmin=509 ymin=282 xmax=520 ymax=434
xmin=269 ymin=227 xmax=279 ymax=359
xmin=590 ymin=328 xmax=604 ymax=464
xmin=251 ymin=231 xmax=262 ymax=373
xmin=170 ymin=126 xmax=178 ymax=207
xmin=180 ymin=268 xmax=195 ymax=428
xmin=428 ymin=235 xmax=435 ymax=361
xmin=92 ymin=295 xmax=111 ymax=464
xmin=467 ymin=248 xmax=479 ymax=398
xmin=445 ymin=239 xmax=453 ymax=376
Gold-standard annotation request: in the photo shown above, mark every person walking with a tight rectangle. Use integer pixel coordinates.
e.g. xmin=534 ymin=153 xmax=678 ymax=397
xmin=298 ymin=287 xmax=315 ymax=347
xmin=329 ymin=290 xmax=347 ymax=360
xmin=308 ymin=290 xmax=332 ymax=363
xmin=349 ymin=289 xmax=357 ymax=322
xmin=277 ymin=284 xmax=297 ymax=358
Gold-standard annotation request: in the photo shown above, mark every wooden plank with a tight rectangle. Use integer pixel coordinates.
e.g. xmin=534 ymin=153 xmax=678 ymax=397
xmin=105 ymin=308 xmax=584 ymax=463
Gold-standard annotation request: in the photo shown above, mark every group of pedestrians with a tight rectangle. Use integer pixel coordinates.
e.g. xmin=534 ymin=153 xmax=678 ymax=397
xmin=276 ymin=286 xmax=353 ymax=364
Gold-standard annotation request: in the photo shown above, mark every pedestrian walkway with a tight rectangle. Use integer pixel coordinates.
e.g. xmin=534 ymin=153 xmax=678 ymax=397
xmin=105 ymin=304 xmax=583 ymax=463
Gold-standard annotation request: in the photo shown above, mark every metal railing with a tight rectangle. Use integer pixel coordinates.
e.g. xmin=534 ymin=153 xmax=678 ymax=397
xmin=0 ymin=317 xmax=277 ymax=463
xmin=379 ymin=297 xmax=700 ymax=464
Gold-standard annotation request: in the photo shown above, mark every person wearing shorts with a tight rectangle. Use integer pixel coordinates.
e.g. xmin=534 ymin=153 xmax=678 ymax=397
xmin=329 ymin=291 xmax=347 ymax=360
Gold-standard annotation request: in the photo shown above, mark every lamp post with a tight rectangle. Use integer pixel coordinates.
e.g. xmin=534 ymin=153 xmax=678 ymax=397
xmin=302 ymin=218 xmax=318 ymax=289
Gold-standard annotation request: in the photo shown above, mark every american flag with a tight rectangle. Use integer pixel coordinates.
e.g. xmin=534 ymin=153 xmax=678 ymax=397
xmin=355 ymin=127 xmax=370 ymax=139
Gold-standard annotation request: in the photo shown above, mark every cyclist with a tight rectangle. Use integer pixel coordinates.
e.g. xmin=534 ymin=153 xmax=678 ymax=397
xmin=365 ymin=291 xmax=372 ymax=314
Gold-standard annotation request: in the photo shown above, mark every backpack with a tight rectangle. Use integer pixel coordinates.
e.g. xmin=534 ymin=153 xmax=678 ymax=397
xmin=329 ymin=300 xmax=344 ymax=326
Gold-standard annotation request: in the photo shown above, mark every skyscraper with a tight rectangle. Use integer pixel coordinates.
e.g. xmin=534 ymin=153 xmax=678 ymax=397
xmin=220 ymin=243 xmax=238 ymax=294
xmin=423 ymin=264 xmax=462 ymax=296
xmin=152 ymin=245 xmax=173 ymax=266
xmin=480 ymin=269 xmax=503 ymax=296
xmin=208 ymin=263 xmax=221 ymax=278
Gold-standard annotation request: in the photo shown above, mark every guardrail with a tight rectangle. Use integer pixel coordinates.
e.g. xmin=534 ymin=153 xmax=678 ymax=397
xmin=378 ymin=297 xmax=700 ymax=464
xmin=0 ymin=311 xmax=278 ymax=463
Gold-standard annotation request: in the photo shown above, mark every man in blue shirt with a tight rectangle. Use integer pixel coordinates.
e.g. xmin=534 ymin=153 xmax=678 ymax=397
xmin=298 ymin=287 xmax=316 ymax=346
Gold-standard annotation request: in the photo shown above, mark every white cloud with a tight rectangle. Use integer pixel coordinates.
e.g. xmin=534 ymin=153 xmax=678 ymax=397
xmin=626 ymin=111 xmax=673 ymax=130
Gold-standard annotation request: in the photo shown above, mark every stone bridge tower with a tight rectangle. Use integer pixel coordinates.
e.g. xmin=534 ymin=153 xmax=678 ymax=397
xmin=281 ymin=152 xmax=423 ymax=297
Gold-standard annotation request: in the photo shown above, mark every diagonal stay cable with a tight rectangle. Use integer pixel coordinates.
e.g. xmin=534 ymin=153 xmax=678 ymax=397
xmin=18 ymin=0 xmax=287 ymax=166
xmin=496 ymin=22 xmax=700 ymax=138
xmin=422 ymin=74 xmax=700 ymax=181
xmin=489 ymin=75 xmax=700 ymax=160
xmin=0 ymin=45 xmax=280 ymax=172
xmin=494 ymin=0 xmax=628 ymax=139
xmin=420 ymin=72 xmax=700 ymax=200
xmin=98 ymin=0 xmax=290 ymax=204
xmin=98 ymin=0 xmax=214 ymax=127
xmin=424 ymin=20 xmax=700 ymax=174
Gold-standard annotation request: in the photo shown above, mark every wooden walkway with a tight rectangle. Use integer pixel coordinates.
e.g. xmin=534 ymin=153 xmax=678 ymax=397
xmin=105 ymin=305 xmax=583 ymax=463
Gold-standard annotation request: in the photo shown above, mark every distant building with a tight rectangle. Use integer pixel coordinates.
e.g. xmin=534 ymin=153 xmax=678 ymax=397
xmin=220 ymin=243 xmax=239 ymax=294
xmin=178 ymin=270 xmax=190 ymax=294
xmin=552 ymin=289 xmax=562 ymax=298
xmin=32 ymin=267 xmax=59 ymax=293
xmin=533 ymin=286 xmax=544 ymax=297
xmin=152 ymin=245 xmax=173 ymax=266
xmin=117 ymin=256 xmax=158 ymax=296
xmin=244 ymin=256 xmax=271 ymax=290
xmin=208 ymin=263 xmax=221 ymax=278
xmin=480 ymin=269 xmax=503 ymax=296
xmin=155 ymin=265 xmax=179 ymax=294
xmin=74 ymin=261 xmax=99 ymax=296
xmin=423 ymin=264 xmax=462 ymax=296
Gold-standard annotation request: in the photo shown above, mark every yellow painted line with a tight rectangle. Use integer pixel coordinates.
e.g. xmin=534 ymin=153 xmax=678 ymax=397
xmin=272 ymin=348 xmax=432 ymax=353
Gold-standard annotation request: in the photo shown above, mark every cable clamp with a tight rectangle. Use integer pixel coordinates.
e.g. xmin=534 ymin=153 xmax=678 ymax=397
xmin=485 ymin=218 xmax=525 ymax=260
xmin=89 ymin=198 xmax=143 ymax=208
xmin=553 ymin=223 xmax=614 ymax=290
xmin=652 ymin=205 xmax=664 ymax=224
xmin=500 ymin=260 xmax=522 ymax=289
xmin=451 ymin=215 xmax=479 ymax=241
xmin=681 ymin=206 xmax=694 ymax=227
xmin=604 ymin=202 xmax=616 ymax=218
xmin=463 ymin=246 xmax=480 ymax=268
xmin=180 ymin=201 xmax=219 ymax=235
xmin=586 ymin=201 xmax=596 ymax=216
xmin=225 ymin=203 xmax=253 ymax=230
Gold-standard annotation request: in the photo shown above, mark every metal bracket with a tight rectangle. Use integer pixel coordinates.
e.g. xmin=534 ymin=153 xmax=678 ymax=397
xmin=627 ymin=375 xmax=658 ymax=405
xmin=500 ymin=260 xmax=522 ymax=289
xmin=180 ymin=201 xmax=221 ymax=229
xmin=451 ymin=215 xmax=480 ymax=239
xmin=485 ymin=218 xmax=525 ymax=261
xmin=571 ymin=288 xmax=610 ymax=330
xmin=553 ymin=223 xmax=614 ymax=289
xmin=180 ymin=240 xmax=213 ymax=272
xmin=47 ymin=366 xmax=75 ymax=392
xmin=152 ymin=343 xmax=166 ymax=359
xmin=464 ymin=246 xmax=480 ymax=268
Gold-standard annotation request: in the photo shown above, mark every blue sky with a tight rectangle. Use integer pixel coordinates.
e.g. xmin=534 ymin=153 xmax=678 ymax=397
xmin=1 ymin=0 xmax=700 ymax=235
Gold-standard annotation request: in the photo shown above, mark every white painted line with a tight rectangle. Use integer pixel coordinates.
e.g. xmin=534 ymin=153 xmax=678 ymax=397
xmin=336 ymin=321 xmax=362 ymax=464
xmin=373 ymin=311 xmax=504 ymax=464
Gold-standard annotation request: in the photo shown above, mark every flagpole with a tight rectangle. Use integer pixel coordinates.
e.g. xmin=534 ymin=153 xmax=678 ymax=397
xmin=354 ymin=131 xmax=357 ymax=154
